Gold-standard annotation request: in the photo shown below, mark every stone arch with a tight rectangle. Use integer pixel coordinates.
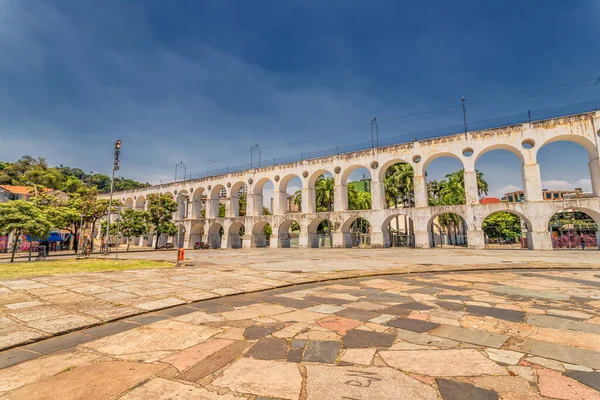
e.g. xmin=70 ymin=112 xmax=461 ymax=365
xmin=382 ymin=213 xmax=415 ymax=248
xmin=124 ymin=197 xmax=134 ymax=209
xmin=207 ymin=222 xmax=223 ymax=249
xmin=422 ymin=152 xmax=466 ymax=172
xmin=480 ymin=210 xmax=532 ymax=250
xmin=189 ymin=223 xmax=204 ymax=248
xmin=251 ymin=220 xmax=272 ymax=248
xmin=474 ymin=144 xmax=525 ymax=165
xmin=341 ymin=164 xmax=373 ymax=211
xmin=208 ymin=184 xmax=226 ymax=218
xmin=307 ymin=216 xmax=333 ymax=248
xmin=228 ymin=221 xmax=245 ymax=249
xmin=135 ymin=195 xmax=146 ymax=210
xmin=547 ymin=207 xmax=599 ymax=250
xmin=230 ymin=181 xmax=248 ymax=217
xmin=279 ymin=219 xmax=301 ymax=248
xmin=341 ymin=215 xmax=372 ymax=248
xmin=191 ymin=188 xmax=205 ymax=219
xmin=427 ymin=210 xmax=468 ymax=248
xmin=252 ymin=177 xmax=274 ymax=216
xmin=307 ymin=169 xmax=335 ymax=213
xmin=378 ymin=158 xmax=412 ymax=182
xmin=279 ymin=173 xmax=303 ymax=214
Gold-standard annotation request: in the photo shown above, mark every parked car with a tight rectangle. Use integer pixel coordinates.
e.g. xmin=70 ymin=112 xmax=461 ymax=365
xmin=159 ymin=243 xmax=174 ymax=249
xmin=194 ymin=241 xmax=210 ymax=250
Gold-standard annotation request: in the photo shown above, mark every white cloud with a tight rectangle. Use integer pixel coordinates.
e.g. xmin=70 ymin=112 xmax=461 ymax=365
xmin=491 ymin=184 xmax=521 ymax=199
xmin=541 ymin=179 xmax=591 ymax=192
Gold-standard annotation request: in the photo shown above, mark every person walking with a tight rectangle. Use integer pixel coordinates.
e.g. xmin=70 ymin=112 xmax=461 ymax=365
xmin=580 ymin=236 xmax=586 ymax=250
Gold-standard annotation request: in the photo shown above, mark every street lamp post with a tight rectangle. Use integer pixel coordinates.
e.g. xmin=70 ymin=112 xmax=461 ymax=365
xmin=115 ymin=206 xmax=121 ymax=260
xmin=104 ymin=140 xmax=121 ymax=254
xmin=76 ymin=214 xmax=84 ymax=259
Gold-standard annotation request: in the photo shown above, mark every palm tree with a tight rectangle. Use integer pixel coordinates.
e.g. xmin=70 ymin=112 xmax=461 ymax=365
xmin=294 ymin=189 xmax=302 ymax=212
xmin=315 ymin=175 xmax=334 ymax=212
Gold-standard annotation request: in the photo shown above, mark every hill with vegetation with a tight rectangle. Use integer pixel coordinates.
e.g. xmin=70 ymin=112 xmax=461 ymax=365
xmin=0 ymin=155 xmax=148 ymax=193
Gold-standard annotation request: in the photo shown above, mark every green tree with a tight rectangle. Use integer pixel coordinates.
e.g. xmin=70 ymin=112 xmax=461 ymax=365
xmin=238 ymin=193 xmax=247 ymax=216
xmin=219 ymin=203 xmax=226 ymax=218
xmin=146 ymin=193 xmax=178 ymax=249
xmin=0 ymin=200 xmax=52 ymax=262
xmin=119 ymin=209 xmax=151 ymax=251
xmin=315 ymin=175 xmax=334 ymax=212
xmin=482 ymin=212 xmax=522 ymax=241
xmin=294 ymin=189 xmax=302 ymax=212
xmin=62 ymin=176 xmax=84 ymax=193
xmin=73 ymin=187 xmax=112 ymax=252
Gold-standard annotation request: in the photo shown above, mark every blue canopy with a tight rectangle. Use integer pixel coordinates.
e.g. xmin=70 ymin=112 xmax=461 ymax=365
xmin=26 ymin=232 xmax=63 ymax=242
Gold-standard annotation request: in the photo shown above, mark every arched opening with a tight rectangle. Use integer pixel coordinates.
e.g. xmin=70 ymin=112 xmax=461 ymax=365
xmin=342 ymin=166 xmax=372 ymax=210
xmin=252 ymin=221 xmax=272 ymax=248
xmin=382 ymin=214 xmax=415 ymax=248
xmin=308 ymin=217 xmax=333 ymax=248
xmin=228 ymin=221 xmax=245 ymax=249
xmin=475 ymin=147 xmax=523 ymax=202
xmin=382 ymin=162 xmax=415 ymax=209
xmin=279 ymin=219 xmax=301 ymax=248
xmin=308 ymin=170 xmax=335 ymax=213
xmin=482 ymin=211 xmax=531 ymax=249
xmin=189 ymin=223 xmax=204 ymax=249
xmin=424 ymin=154 xmax=466 ymax=206
xmin=208 ymin=222 xmax=223 ymax=249
xmin=253 ymin=178 xmax=274 ymax=216
xmin=230 ymin=182 xmax=248 ymax=217
xmin=280 ymin=174 xmax=303 ymax=214
xmin=209 ymin=185 xmax=227 ymax=218
xmin=134 ymin=196 xmax=146 ymax=211
xmin=428 ymin=213 xmax=468 ymax=247
xmin=191 ymin=188 xmax=205 ymax=219
xmin=124 ymin=198 xmax=134 ymax=209
xmin=341 ymin=216 xmax=371 ymax=248
xmin=549 ymin=209 xmax=599 ymax=250
xmin=537 ymin=140 xmax=596 ymax=200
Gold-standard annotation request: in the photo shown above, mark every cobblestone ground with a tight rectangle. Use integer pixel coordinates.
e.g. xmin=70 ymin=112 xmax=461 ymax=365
xmin=0 ymin=269 xmax=598 ymax=399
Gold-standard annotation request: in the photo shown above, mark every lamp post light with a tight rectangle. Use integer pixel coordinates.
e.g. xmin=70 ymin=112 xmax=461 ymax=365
xmin=115 ymin=206 xmax=122 ymax=260
xmin=104 ymin=140 xmax=121 ymax=255
xmin=76 ymin=214 xmax=84 ymax=260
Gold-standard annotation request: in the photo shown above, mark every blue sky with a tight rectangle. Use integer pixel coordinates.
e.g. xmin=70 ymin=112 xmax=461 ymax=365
xmin=1 ymin=0 xmax=599 ymax=202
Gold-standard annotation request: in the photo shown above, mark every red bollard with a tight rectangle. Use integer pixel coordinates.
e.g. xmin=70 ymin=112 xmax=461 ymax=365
xmin=178 ymin=248 xmax=185 ymax=261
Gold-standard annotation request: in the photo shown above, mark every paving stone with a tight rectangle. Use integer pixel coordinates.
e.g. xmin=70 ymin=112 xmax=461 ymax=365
xmin=334 ymin=308 xmax=380 ymax=322
xmin=406 ymin=286 xmax=441 ymax=294
xmin=125 ymin=313 xmax=171 ymax=325
xmin=213 ymin=358 xmax=302 ymax=400
xmin=161 ymin=339 xmax=233 ymax=372
xmin=303 ymin=341 xmax=340 ymax=363
xmin=305 ymin=364 xmax=438 ymax=400
xmin=262 ymin=296 xmax=319 ymax=310
xmin=23 ymin=333 xmax=95 ymax=355
xmin=342 ymin=330 xmax=395 ymax=348
xmin=316 ymin=315 xmax=362 ymax=333
xmin=286 ymin=348 xmax=304 ymax=363
xmin=506 ymin=337 xmax=600 ymax=369
xmin=526 ymin=356 xmax=564 ymax=371
xmin=380 ymin=350 xmax=507 ymax=376
xmin=188 ymin=301 xmax=234 ymax=313
xmin=339 ymin=348 xmax=376 ymax=365
xmin=119 ymin=377 xmax=245 ymax=399
xmin=27 ymin=314 xmax=100 ymax=334
xmin=158 ymin=306 xmax=197 ymax=317
xmin=5 ymin=301 xmax=45 ymax=310
xmin=290 ymin=339 xmax=306 ymax=349
xmin=0 ymin=329 xmax=49 ymax=350
xmin=305 ymin=304 xmax=345 ymax=314
xmin=3 ymin=360 xmax=165 ymax=400
xmin=507 ymin=366 xmax=535 ymax=382
xmin=526 ymin=314 xmax=600 ymax=334
xmin=137 ymin=297 xmax=186 ymax=311
xmin=365 ymin=293 xmax=411 ymax=303
xmin=436 ymin=378 xmax=498 ymax=400
xmin=391 ymin=301 xmax=433 ymax=311
xmin=272 ymin=309 xmax=328 ymax=323
xmin=243 ymin=324 xmax=280 ymax=339
xmin=465 ymin=304 xmax=525 ymax=322
xmin=369 ymin=314 xmax=395 ymax=324
xmin=564 ymin=371 xmax=600 ymax=391
xmin=387 ymin=317 xmax=440 ymax=333
xmin=431 ymin=325 xmax=508 ymax=348
xmin=563 ymin=363 xmax=593 ymax=372
xmin=245 ymin=337 xmax=287 ymax=360
xmin=537 ymin=368 xmax=600 ymax=400
xmin=491 ymin=285 xmax=570 ymax=301
xmin=378 ymin=306 xmax=411 ymax=317
xmin=436 ymin=301 xmax=464 ymax=311
xmin=83 ymin=321 xmax=139 ymax=338
xmin=0 ymin=349 xmax=39 ymax=369
xmin=305 ymin=296 xmax=348 ymax=306
xmin=484 ymin=349 xmax=523 ymax=365
xmin=178 ymin=341 xmax=250 ymax=381
xmin=438 ymin=294 xmax=472 ymax=301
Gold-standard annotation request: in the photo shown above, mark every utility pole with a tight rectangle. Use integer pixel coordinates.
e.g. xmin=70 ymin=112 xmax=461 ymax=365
xmin=104 ymin=140 xmax=121 ymax=255
xmin=462 ymin=96 xmax=467 ymax=133
xmin=250 ymin=145 xmax=261 ymax=169
xmin=175 ymin=161 xmax=186 ymax=181
xmin=370 ymin=117 xmax=379 ymax=148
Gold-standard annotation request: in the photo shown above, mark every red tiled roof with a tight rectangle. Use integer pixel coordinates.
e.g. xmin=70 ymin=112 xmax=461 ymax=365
xmin=0 ymin=185 xmax=51 ymax=195
xmin=480 ymin=197 xmax=501 ymax=204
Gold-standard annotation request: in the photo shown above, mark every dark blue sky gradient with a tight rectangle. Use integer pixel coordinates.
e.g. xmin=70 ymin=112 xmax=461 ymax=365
xmin=0 ymin=0 xmax=599 ymax=198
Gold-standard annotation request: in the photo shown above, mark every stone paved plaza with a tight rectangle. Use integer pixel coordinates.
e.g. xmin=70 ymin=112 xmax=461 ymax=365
xmin=0 ymin=249 xmax=599 ymax=399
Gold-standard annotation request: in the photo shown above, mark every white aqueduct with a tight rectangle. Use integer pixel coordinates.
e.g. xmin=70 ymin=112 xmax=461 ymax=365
xmin=101 ymin=111 xmax=600 ymax=251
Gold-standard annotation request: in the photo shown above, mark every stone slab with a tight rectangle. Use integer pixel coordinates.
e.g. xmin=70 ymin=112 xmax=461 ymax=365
xmin=436 ymin=378 xmax=498 ymax=400
xmin=564 ymin=371 xmax=600 ymax=391
xmin=83 ymin=321 xmax=139 ymax=338
xmin=212 ymin=358 xmax=302 ymax=400
xmin=380 ymin=350 xmax=507 ymax=376
xmin=161 ymin=338 xmax=233 ymax=372
xmin=177 ymin=341 xmax=250 ymax=381
xmin=527 ymin=314 xmax=600 ymax=334
xmin=465 ymin=305 xmax=525 ymax=322
xmin=506 ymin=338 xmax=600 ymax=370
xmin=119 ymin=377 xmax=245 ymax=399
xmin=0 ymin=349 xmax=38 ymax=370
xmin=430 ymin=325 xmax=508 ymax=348
xmin=23 ymin=333 xmax=95 ymax=355
xmin=342 ymin=330 xmax=395 ymax=348
xmin=387 ymin=317 xmax=440 ymax=333
xmin=302 ymin=341 xmax=340 ymax=363
xmin=305 ymin=364 xmax=438 ymax=400
xmin=245 ymin=338 xmax=287 ymax=360
xmin=136 ymin=297 xmax=186 ymax=311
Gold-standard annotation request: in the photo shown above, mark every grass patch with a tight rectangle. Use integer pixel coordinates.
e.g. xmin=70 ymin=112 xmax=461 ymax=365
xmin=0 ymin=258 xmax=173 ymax=279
